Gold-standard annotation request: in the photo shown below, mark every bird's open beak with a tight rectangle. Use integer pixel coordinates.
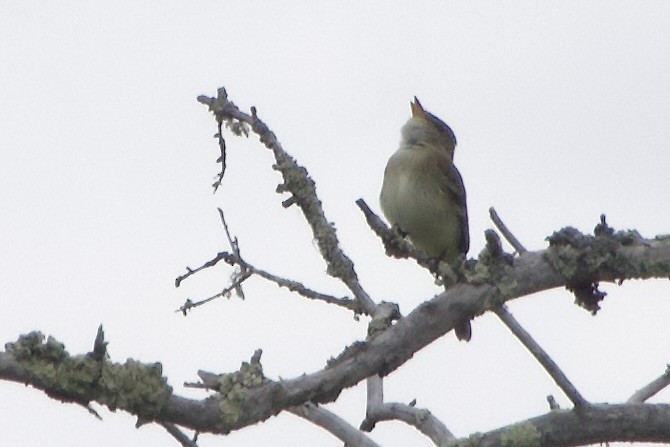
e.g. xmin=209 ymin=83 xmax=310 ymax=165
xmin=411 ymin=97 xmax=428 ymax=119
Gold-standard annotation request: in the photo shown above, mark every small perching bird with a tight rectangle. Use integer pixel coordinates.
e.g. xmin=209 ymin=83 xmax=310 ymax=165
xmin=380 ymin=97 xmax=471 ymax=341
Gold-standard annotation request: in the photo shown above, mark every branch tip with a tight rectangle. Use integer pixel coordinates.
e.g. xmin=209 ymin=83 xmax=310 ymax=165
xmin=489 ymin=207 xmax=527 ymax=254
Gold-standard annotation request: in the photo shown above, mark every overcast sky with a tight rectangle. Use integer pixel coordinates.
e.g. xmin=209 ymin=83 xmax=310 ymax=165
xmin=2 ymin=3 xmax=670 ymax=446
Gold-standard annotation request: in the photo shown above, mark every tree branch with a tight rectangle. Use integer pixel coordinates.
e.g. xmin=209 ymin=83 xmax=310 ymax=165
xmin=361 ymin=375 xmax=454 ymax=445
xmin=176 ymin=208 xmax=361 ymax=314
xmin=489 ymin=207 xmax=527 ymax=254
xmin=466 ymin=403 xmax=670 ymax=447
xmin=176 ymin=271 xmax=252 ymax=315
xmin=288 ymin=403 xmax=382 ymax=447
xmin=197 ymin=88 xmax=377 ymax=315
xmin=5 ymin=337 xmax=670 ymax=446
xmin=627 ymin=365 xmax=670 ymax=403
xmin=4 ymin=234 xmax=670 ymax=434
xmin=355 ymin=199 xmax=435 ymax=271
xmin=495 ymin=305 xmax=587 ymax=407
xmin=160 ymin=422 xmax=199 ymax=447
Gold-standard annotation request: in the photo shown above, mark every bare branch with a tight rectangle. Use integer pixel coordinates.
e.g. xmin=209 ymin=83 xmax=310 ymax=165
xmin=175 ymin=250 xmax=236 ymax=288
xmin=361 ymin=376 xmax=454 ymax=445
xmin=363 ymin=375 xmax=383 ymax=427
xmin=361 ymin=308 xmax=453 ymax=445
xmin=212 ymin=120 xmax=227 ymax=193
xmin=177 ymin=208 xmax=358 ymax=313
xmin=244 ymin=261 xmax=361 ymax=312
xmin=197 ymin=89 xmax=377 ymax=315
xmin=216 ymin=208 xmax=237 ymax=252
xmin=366 ymin=401 xmax=454 ymax=445
xmin=289 ymin=403 xmax=382 ymax=447
xmin=627 ymin=365 xmax=670 ymax=403
xmin=180 ymin=208 xmax=362 ymax=314
xmin=176 ymin=272 xmax=252 ymax=315
xmin=489 ymin=207 xmax=527 ymax=254
xmin=495 ymin=305 xmax=588 ymax=407
xmin=160 ymin=422 xmax=199 ymax=447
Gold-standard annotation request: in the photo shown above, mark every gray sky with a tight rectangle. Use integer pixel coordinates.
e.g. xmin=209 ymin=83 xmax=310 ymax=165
xmin=2 ymin=2 xmax=670 ymax=446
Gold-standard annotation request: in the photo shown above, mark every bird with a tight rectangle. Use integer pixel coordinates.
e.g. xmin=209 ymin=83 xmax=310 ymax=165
xmin=379 ymin=97 xmax=471 ymax=341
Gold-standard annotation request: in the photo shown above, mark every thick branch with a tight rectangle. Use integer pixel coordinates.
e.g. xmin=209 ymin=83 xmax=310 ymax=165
xmin=3 ymin=237 xmax=670 ymax=434
xmin=163 ymin=236 xmax=670 ymax=432
xmin=469 ymin=403 xmax=670 ymax=447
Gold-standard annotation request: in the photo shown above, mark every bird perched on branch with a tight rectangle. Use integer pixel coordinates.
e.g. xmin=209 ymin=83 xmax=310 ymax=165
xmin=380 ymin=97 xmax=471 ymax=341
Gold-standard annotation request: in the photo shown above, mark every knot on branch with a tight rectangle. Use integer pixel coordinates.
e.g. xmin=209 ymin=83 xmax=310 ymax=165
xmin=198 ymin=88 xmax=250 ymax=136
xmin=367 ymin=301 xmax=401 ymax=339
xmin=198 ymin=350 xmax=266 ymax=394
xmin=196 ymin=350 xmax=268 ymax=426
xmin=544 ymin=215 xmax=647 ymax=314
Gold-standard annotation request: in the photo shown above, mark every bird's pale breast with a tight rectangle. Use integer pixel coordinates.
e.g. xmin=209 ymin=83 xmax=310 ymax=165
xmin=380 ymin=146 xmax=461 ymax=260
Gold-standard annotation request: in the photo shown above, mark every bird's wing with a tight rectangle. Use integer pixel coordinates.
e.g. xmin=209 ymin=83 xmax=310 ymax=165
xmin=436 ymin=156 xmax=470 ymax=254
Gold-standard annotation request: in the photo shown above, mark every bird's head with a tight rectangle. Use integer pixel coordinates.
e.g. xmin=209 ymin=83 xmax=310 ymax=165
xmin=401 ymin=97 xmax=457 ymax=157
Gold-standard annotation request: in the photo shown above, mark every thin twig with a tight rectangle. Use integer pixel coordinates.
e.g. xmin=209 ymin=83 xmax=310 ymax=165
xmin=244 ymin=262 xmax=362 ymax=312
xmin=216 ymin=208 xmax=247 ymax=298
xmin=85 ymin=405 xmax=102 ymax=420
xmin=177 ymin=209 xmax=361 ymax=314
xmin=212 ymin=120 xmax=227 ymax=193
xmin=495 ymin=305 xmax=588 ymax=407
xmin=176 ymin=272 xmax=252 ymax=315
xmin=217 ymin=208 xmax=240 ymax=257
xmin=175 ymin=250 xmax=235 ymax=288
xmin=627 ymin=365 xmax=670 ymax=403
xmin=489 ymin=207 xmax=527 ymax=254
xmin=215 ymin=208 xmax=360 ymax=311
xmin=160 ymin=422 xmax=199 ymax=447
